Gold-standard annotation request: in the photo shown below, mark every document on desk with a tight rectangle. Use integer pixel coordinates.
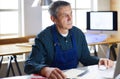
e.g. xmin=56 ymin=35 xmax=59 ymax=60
xmin=64 ymin=69 xmax=88 ymax=78
xmin=85 ymin=33 xmax=107 ymax=44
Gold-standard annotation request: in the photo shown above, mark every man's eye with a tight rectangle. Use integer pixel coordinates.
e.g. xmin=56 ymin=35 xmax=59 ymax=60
xmin=63 ymin=14 xmax=67 ymax=17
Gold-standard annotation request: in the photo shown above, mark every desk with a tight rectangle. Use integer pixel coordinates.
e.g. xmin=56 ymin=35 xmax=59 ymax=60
xmin=0 ymin=43 xmax=32 ymax=56
xmin=88 ymin=37 xmax=120 ymax=60
xmin=0 ymin=43 xmax=32 ymax=77
xmin=2 ymin=64 xmax=116 ymax=79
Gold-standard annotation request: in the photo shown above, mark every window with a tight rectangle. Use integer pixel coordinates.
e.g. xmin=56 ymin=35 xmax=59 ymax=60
xmin=42 ymin=0 xmax=92 ymax=32
xmin=0 ymin=0 xmax=21 ymax=38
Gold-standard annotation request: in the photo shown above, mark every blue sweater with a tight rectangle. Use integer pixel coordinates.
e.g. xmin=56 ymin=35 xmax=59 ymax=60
xmin=24 ymin=25 xmax=99 ymax=74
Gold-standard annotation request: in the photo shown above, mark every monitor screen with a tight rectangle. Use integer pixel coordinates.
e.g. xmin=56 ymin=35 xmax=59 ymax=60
xmin=86 ymin=11 xmax=118 ymax=31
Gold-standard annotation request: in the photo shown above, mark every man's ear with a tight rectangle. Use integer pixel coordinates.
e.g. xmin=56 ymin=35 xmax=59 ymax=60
xmin=50 ymin=16 xmax=56 ymax=24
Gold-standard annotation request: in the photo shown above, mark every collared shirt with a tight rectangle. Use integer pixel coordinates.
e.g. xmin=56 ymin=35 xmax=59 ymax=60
xmin=24 ymin=24 xmax=99 ymax=74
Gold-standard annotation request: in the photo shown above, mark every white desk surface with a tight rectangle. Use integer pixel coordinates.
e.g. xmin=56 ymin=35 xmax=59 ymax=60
xmin=2 ymin=64 xmax=116 ymax=79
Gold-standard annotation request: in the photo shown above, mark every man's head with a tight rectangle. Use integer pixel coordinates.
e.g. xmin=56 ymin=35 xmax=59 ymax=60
xmin=49 ymin=1 xmax=71 ymax=18
xmin=49 ymin=1 xmax=73 ymax=33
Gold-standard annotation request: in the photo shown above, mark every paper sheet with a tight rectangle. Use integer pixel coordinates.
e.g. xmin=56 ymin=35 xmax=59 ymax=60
xmin=16 ymin=43 xmax=33 ymax=47
xmin=64 ymin=69 xmax=86 ymax=78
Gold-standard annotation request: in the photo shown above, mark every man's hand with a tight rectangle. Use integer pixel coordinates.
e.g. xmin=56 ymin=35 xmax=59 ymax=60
xmin=98 ymin=58 xmax=114 ymax=68
xmin=40 ymin=67 xmax=66 ymax=79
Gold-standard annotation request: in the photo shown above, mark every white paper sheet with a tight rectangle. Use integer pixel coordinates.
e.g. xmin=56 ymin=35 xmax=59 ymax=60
xmin=64 ymin=69 xmax=86 ymax=78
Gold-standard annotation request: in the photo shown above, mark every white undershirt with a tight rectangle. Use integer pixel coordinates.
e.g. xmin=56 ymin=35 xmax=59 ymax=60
xmin=61 ymin=32 xmax=69 ymax=37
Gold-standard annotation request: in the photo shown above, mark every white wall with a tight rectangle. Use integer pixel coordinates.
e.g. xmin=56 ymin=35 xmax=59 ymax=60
xmin=23 ymin=0 xmax=42 ymax=36
xmin=97 ymin=0 xmax=110 ymax=11
xmin=92 ymin=0 xmax=110 ymax=11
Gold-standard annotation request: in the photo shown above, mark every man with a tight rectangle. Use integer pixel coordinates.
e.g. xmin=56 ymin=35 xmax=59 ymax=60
xmin=24 ymin=1 xmax=113 ymax=79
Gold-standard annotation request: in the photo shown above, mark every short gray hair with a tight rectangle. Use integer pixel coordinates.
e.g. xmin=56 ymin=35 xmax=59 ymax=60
xmin=48 ymin=1 xmax=71 ymax=18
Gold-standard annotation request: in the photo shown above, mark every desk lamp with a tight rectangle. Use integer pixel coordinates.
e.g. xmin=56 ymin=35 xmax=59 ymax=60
xmin=32 ymin=0 xmax=52 ymax=7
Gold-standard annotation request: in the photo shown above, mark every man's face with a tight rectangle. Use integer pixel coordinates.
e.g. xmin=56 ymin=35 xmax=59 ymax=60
xmin=54 ymin=5 xmax=73 ymax=30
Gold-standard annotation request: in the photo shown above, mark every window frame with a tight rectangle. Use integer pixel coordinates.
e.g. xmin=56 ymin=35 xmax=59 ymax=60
xmin=0 ymin=0 xmax=22 ymax=38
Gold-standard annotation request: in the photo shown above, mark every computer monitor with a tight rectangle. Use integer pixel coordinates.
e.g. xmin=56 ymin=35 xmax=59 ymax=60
xmin=86 ymin=11 xmax=118 ymax=31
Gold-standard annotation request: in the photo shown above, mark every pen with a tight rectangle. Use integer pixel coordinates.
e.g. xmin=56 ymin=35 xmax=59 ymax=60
xmin=77 ymin=69 xmax=88 ymax=77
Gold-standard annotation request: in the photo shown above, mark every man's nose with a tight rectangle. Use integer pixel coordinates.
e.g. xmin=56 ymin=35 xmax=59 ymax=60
xmin=67 ymin=15 xmax=72 ymax=21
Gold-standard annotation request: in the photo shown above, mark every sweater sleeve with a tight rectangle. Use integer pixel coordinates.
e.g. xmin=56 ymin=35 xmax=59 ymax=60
xmin=79 ymin=33 xmax=99 ymax=66
xmin=24 ymin=36 xmax=48 ymax=74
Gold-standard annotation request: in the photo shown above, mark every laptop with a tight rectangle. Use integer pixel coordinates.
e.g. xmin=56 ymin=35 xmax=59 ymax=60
xmin=113 ymin=49 xmax=120 ymax=79
xmin=104 ymin=47 xmax=120 ymax=79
